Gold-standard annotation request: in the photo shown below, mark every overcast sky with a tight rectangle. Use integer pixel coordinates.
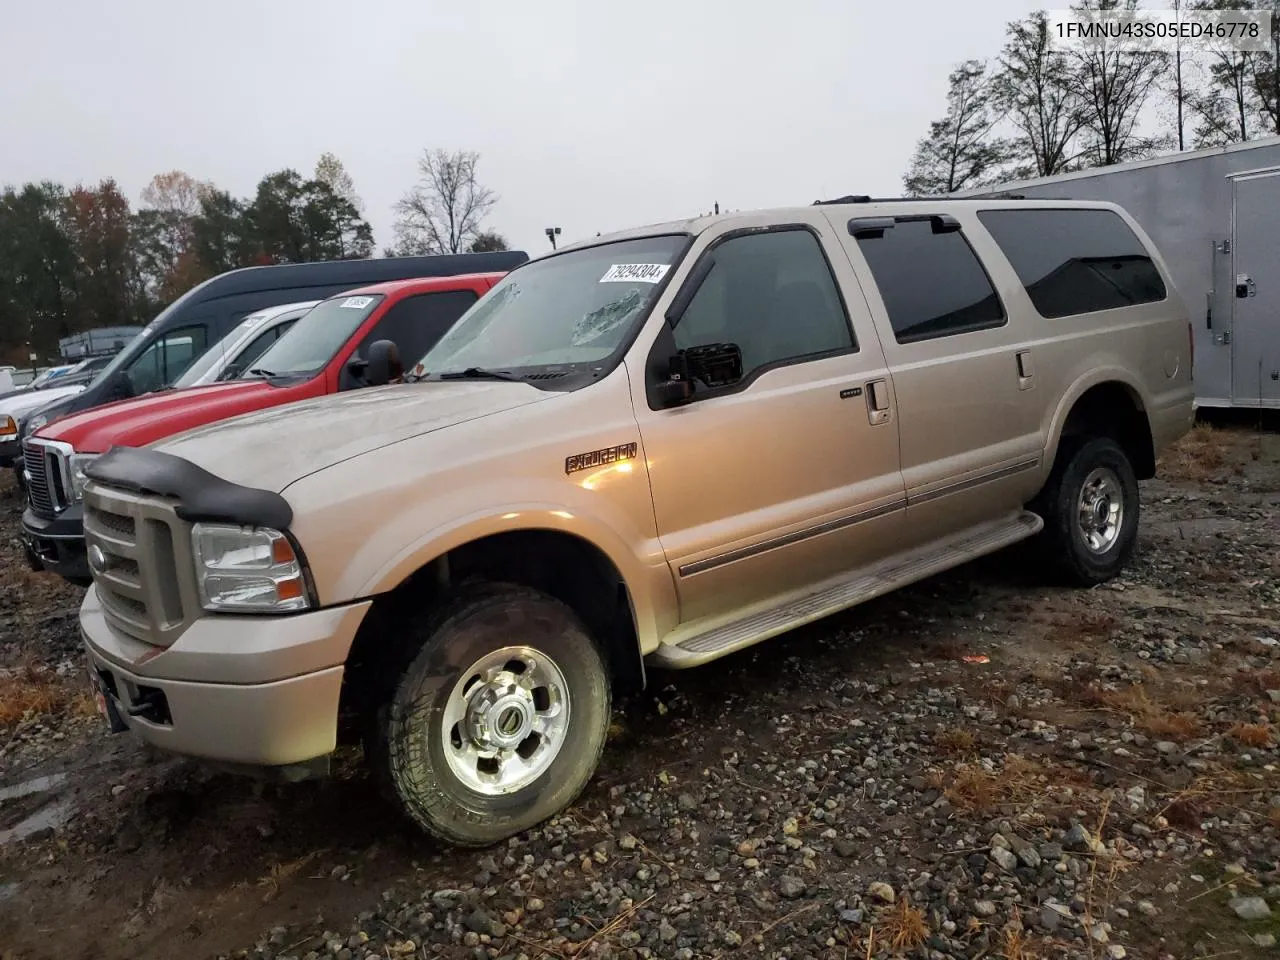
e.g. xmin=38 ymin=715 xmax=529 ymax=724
xmin=3 ymin=0 xmax=1059 ymax=256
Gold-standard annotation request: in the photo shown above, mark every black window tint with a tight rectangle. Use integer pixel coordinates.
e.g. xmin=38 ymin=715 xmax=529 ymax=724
xmin=977 ymin=208 xmax=1167 ymax=318
xmin=673 ymin=228 xmax=854 ymax=383
xmin=125 ymin=325 xmax=209 ymax=394
xmin=854 ymin=220 xmax=1005 ymax=344
xmin=357 ymin=290 xmax=479 ymax=366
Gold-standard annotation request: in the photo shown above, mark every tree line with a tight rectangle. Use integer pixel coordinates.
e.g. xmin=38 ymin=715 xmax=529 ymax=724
xmin=903 ymin=0 xmax=1280 ymax=196
xmin=0 ymin=149 xmax=506 ymax=364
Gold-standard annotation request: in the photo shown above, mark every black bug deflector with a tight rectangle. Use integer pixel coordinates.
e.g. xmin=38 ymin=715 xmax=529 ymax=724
xmin=85 ymin=446 xmax=293 ymax=529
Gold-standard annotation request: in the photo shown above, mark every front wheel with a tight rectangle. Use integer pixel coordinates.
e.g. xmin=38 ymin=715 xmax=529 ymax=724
xmin=377 ymin=583 xmax=611 ymax=847
xmin=1035 ymin=436 xmax=1140 ymax=586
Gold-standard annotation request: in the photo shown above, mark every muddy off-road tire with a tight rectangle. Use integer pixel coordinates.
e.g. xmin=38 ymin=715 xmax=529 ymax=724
xmin=376 ymin=583 xmax=611 ymax=847
xmin=1035 ymin=436 xmax=1140 ymax=586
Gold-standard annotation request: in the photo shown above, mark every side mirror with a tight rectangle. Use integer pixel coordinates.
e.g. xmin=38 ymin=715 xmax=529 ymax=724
xmin=684 ymin=342 xmax=743 ymax=388
xmin=655 ymin=376 xmax=694 ymax=408
xmin=364 ymin=339 xmax=403 ymax=387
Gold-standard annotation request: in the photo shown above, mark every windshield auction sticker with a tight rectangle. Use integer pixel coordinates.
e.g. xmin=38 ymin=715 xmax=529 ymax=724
xmin=340 ymin=296 xmax=374 ymax=309
xmin=599 ymin=263 xmax=670 ymax=284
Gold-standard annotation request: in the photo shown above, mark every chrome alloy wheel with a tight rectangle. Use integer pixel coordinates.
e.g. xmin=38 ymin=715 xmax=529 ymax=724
xmin=441 ymin=646 xmax=571 ymax=796
xmin=1076 ymin=466 xmax=1124 ymax=554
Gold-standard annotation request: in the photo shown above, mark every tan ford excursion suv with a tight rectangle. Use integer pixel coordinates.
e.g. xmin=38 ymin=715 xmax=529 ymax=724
xmin=78 ymin=198 xmax=1194 ymax=845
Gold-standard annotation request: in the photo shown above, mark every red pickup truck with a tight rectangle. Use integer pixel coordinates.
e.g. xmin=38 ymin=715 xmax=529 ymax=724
xmin=22 ymin=272 xmax=505 ymax=584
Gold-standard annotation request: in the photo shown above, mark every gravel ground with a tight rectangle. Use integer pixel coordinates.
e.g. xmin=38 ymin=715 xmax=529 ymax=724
xmin=1 ymin=419 xmax=1278 ymax=960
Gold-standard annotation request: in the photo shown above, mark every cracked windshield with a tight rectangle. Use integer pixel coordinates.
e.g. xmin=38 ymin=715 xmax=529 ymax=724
xmin=416 ymin=235 xmax=686 ymax=376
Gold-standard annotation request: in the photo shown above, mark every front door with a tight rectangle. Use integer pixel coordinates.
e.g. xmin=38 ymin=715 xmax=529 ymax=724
xmin=629 ymin=214 xmax=905 ymax=629
xmin=1231 ymin=171 xmax=1280 ymax=408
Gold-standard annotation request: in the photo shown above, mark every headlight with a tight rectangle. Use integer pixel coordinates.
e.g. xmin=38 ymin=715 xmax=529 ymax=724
xmin=0 ymin=415 xmax=16 ymax=439
xmin=25 ymin=413 xmax=48 ymax=435
xmin=66 ymin=453 xmax=98 ymax=501
xmin=191 ymin=523 xmax=311 ymax=613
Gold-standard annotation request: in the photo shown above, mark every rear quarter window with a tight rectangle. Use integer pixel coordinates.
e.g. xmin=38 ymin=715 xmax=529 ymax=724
xmin=976 ymin=208 xmax=1167 ymax=319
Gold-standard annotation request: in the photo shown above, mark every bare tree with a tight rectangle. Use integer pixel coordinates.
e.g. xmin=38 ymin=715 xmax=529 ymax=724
xmin=903 ymin=60 xmax=1015 ymax=195
xmin=392 ymin=149 xmax=497 ymax=255
xmin=993 ymin=12 xmax=1088 ymax=177
xmin=139 ymin=170 xmax=212 ymax=217
xmin=1068 ymin=0 xmax=1169 ymax=165
xmin=1186 ymin=0 xmax=1266 ymax=144
xmin=314 ymin=152 xmax=364 ymax=214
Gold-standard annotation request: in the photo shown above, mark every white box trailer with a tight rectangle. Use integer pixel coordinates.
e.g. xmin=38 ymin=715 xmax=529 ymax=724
xmin=954 ymin=137 xmax=1280 ymax=410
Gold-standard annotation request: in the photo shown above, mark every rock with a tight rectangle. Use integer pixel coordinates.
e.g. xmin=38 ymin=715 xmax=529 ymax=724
xmin=619 ymin=834 xmax=638 ymax=851
xmin=724 ymin=929 xmax=743 ymax=948
xmin=974 ymin=900 xmax=998 ymax=917
xmin=778 ymin=875 xmax=806 ymax=898
xmin=463 ymin=909 xmax=493 ymax=935
xmin=1064 ymin=824 xmax=1096 ymax=852
xmin=1108 ymin=946 xmax=1127 ymax=959
xmin=1137 ymin=900 xmax=1158 ymax=917
xmin=1228 ymin=897 xmax=1272 ymax=920
xmin=1254 ymin=933 xmax=1277 ymax=948
xmin=659 ymin=919 xmax=678 ymax=942
xmin=834 ymin=838 xmax=858 ymax=858
xmin=990 ymin=847 xmax=1019 ymax=872
xmin=868 ymin=881 xmax=896 ymax=904
xmin=677 ymin=793 xmax=699 ymax=812
xmin=839 ymin=909 xmax=864 ymax=924
xmin=1156 ymin=741 xmax=1178 ymax=754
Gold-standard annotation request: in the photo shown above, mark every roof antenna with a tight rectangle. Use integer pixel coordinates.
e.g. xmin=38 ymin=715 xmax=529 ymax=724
xmin=714 ymin=202 xmax=720 ymax=215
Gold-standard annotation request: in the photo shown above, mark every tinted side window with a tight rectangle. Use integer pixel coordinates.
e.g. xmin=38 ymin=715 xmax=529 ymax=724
xmin=673 ymin=228 xmax=854 ymax=384
xmin=357 ymin=290 xmax=479 ymax=366
xmin=854 ymin=220 xmax=1005 ymax=344
xmin=977 ymin=208 xmax=1167 ymax=318
xmin=223 ymin=324 xmax=289 ymax=380
xmin=125 ymin=325 xmax=209 ymax=394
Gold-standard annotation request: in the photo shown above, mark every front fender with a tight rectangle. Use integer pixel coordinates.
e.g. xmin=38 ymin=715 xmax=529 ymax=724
xmin=330 ymin=479 xmax=679 ymax=655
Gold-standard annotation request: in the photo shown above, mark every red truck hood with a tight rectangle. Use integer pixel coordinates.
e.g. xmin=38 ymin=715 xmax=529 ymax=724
xmin=154 ymin=381 xmax=552 ymax=493
xmin=36 ymin=381 xmax=285 ymax=453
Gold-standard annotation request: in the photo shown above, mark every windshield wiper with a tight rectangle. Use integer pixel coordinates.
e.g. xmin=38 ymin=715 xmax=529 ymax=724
xmin=434 ymin=367 xmax=526 ymax=382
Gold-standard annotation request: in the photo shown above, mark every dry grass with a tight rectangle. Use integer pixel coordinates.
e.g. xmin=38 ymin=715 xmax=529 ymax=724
xmin=880 ymin=897 xmax=929 ymax=952
xmin=941 ymin=755 xmax=1071 ymax=813
xmin=1158 ymin=423 xmax=1235 ymax=483
xmin=0 ymin=663 xmax=94 ymax=729
xmin=935 ymin=727 xmax=977 ymax=756
xmin=1078 ymin=683 xmax=1204 ymax=742
xmin=1228 ymin=722 xmax=1273 ymax=748
xmin=999 ymin=907 xmax=1034 ymax=960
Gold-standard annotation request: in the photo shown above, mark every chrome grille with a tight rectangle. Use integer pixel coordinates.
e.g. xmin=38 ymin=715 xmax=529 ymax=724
xmin=22 ymin=440 xmax=59 ymax=516
xmin=83 ymin=484 xmax=200 ymax=648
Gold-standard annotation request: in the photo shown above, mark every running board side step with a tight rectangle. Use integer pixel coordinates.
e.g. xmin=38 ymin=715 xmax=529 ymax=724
xmin=648 ymin=510 xmax=1043 ymax=669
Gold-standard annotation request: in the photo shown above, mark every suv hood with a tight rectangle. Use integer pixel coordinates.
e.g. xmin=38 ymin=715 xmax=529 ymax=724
xmin=156 ymin=381 xmax=553 ymax=493
xmin=2 ymin=383 xmax=86 ymax=419
xmin=35 ymin=380 xmax=280 ymax=452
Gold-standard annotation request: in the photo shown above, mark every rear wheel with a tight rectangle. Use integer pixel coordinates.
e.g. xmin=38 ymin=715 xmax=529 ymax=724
xmin=376 ymin=583 xmax=611 ymax=847
xmin=1035 ymin=436 xmax=1140 ymax=586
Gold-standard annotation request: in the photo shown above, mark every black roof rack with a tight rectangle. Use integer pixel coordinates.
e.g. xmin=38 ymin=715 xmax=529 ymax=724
xmin=812 ymin=193 xmax=1030 ymax=205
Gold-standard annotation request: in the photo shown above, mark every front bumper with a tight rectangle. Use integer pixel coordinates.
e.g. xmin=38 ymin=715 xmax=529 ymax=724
xmin=80 ymin=586 xmax=372 ymax=767
xmin=22 ymin=503 xmax=89 ymax=582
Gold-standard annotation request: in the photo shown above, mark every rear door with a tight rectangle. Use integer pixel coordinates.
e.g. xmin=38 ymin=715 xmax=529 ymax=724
xmin=828 ymin=209 xmax=1041 ymax=545
xmin=1231 ymin=170 xmax=1280 ymax=407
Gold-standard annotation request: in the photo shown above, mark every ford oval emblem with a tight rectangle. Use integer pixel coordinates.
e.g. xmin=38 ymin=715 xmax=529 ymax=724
xmin=88 ymin=544 xmax=106 ymax=574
